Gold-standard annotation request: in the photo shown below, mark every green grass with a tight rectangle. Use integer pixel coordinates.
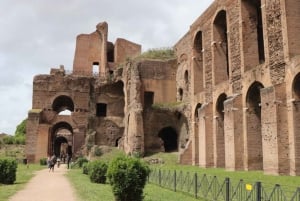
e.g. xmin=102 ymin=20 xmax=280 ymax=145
xmin=70 ymin=150 xmax=300 ymax=200
xmin=66 ymin=168 xmax=203 ymax=201
xmin=147 ymin=152 xmax=300 ymax=199
xmin=0 ymin=163 xmax=44 ymax=201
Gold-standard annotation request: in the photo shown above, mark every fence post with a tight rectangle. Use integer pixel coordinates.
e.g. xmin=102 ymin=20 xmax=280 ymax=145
xmin=194 ymin=173 xmax=198 ymax=199
xmin=174 ymin=170 xmax=177 ymax=192
xmin=256 ymin=182 xmax=261 ymax=201
xmin=225 ymin=177 xmax=230 ymax=201
xmin=159 ymin=169 xmax=161 ymax=186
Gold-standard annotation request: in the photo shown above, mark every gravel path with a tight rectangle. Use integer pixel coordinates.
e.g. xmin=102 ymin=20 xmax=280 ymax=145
xmin=9 ymin=164 xmax=78 ymax=201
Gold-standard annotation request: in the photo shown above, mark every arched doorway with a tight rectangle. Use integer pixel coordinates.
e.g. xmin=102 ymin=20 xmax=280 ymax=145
xmin=50 ymin=122 xmax=73 ymax=158
xmin=158 ymin=127 xmax=178 ymax=152
xmin=194 ymin=103 xmax=202 ymax=165
xmin=193 ymin=30 xmax=204 ymax=93
xmin=215 ymin=93 xmax=227 ymax=167
xmin=213 ymin=10 xmax=229 ymax=85
xmin=292 ymin=73 xmax=300 ymax=174
xmin=246 ymin=81 xmax=264 ymax=170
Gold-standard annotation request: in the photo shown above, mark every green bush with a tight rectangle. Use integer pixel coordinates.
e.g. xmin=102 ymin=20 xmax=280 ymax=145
xmin=3 ymin=136 xmax=14 ymax=145
xmin=40 ymin=158 xmax=47 ymax=166
xmin=107 ymin=156 xmax=150 ymax=201
xmin=82 ymin=163 xmax=89 ymax=175
xmin=14 ymin=135 xmax=25 ymax=145
xmin=88 ymin=160 xmax=108 ymax=184
xmin=0 ymin=158 xmax=18 ymax=184
xmin=77 ymin=157 xmax=88 ymax=168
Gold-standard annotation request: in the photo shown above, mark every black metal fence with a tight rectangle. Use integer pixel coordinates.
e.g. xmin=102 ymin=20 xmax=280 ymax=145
xmin=148 ymin=169 xmax=300 ymax=201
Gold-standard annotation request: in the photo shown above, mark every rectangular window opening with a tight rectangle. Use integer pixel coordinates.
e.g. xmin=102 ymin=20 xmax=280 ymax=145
xmin=144 ymin=91 xmax=154 ymax=107
xmin=96 ymin=103 xmax=107 ymax=117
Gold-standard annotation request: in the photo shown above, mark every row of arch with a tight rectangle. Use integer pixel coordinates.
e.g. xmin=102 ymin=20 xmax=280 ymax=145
xmin=193 ymin=0 xmax=265 ymax=94
xmin=194 ymin=81 xmax=263 ymax=169
xmin=193 ymin=72 xmax=300 ymax=170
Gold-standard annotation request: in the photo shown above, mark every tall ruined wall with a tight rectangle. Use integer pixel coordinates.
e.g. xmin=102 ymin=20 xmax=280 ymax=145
xmin=173 ymin=0 xmax=300 ymax=175
xmin=114 ymin=38 xmax=141 ymax=64
xmin=139 ymin=59 xmax=177 ymax=104
xmin=73 ymin=22 xmax=108 ymax=75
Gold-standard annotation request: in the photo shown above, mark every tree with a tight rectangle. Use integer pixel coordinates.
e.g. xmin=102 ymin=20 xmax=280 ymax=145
xmin=15 ymin=119 xmax=27 ymax=137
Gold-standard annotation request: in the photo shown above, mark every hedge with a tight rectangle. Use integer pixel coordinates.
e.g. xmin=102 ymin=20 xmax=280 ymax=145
xmin=0 ymin=158 xmax=18 ymax=184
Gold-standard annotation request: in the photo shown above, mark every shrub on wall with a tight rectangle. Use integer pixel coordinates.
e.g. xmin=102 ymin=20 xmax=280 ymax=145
xmin=88 ymin=160 xmax=108 ymax=184
xmin=107 ymin=155 xmax=150 ymax=201
xmin=0 ymin=158 xmax=18 ymax=184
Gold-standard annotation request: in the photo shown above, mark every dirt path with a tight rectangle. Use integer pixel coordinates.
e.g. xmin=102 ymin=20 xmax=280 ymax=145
xmin=9 ymin=164 xmax=78 ymax=201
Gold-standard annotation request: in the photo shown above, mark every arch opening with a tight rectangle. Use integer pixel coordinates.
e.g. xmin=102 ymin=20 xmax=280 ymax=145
xmin=241 ymin=0 xmax=265 ymax=71
xmin=215 ymin=93 xmax=227 ymax=167
xmin=213 ymin=10 xmax=229 ymax=85
xmin=246 ymin=81 xmax=264 ymax=170
xmin=194 ymin=103 xmax=202 ymax=165
xmin=193 ymin=31 xmax=204 ymax=93
xmin=293 ymin=73 xmax=300 ymax=100
xmin=50 ymin=122 xmax=73 ymax=158
xmin=292 ymin=73 xmax=300 ymax=174
xmin=158 ymin=127 xmax=178 ymax=152
xmin=52 ymin=95 xmax=74 ymax=113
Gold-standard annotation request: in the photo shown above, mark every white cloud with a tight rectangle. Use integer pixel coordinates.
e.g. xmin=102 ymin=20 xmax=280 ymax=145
xmin=0 ymin=0 xmax=213 ymax=134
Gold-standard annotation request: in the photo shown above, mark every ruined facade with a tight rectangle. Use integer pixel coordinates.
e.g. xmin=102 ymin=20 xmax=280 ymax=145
xmin=27 ymin=0 xmax=300 ymax=175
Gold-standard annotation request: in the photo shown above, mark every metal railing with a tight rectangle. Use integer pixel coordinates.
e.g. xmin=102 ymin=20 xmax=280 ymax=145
xmin=148 ymin=169 xmax=300 ymax=201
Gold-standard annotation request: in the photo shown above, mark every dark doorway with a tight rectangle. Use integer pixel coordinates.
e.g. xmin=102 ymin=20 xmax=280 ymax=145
xmin=54 ymin=136 xmax=68 ymax=157
xmin=96 ymin=103 xmax=107 ymax=117
xmin=144 ymin=91 xmax=154 ymax=108
xmin=158 ymin=127 xmax=178 ymax=152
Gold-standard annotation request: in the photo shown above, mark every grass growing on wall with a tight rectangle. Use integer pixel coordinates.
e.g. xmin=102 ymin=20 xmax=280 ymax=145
xmin=137 ymin=47 xmax=176 ymax=60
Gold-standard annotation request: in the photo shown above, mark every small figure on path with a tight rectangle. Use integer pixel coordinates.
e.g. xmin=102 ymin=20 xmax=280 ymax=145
xmin=49 ymin=154 xmax=57 ymax=172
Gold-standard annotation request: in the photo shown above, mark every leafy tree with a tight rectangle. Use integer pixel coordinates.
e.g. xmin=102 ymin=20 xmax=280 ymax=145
xmin=15 ymin=119 xmax=27 ymax=137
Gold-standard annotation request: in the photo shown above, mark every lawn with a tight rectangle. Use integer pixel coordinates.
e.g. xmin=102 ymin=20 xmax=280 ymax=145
xmin=66 ymin=168 xmax=203 ymax=201
xmin=67 ymin=150 xmax=300 ymax=201
xmin=0 ymin=163 xmax=44 ymax=201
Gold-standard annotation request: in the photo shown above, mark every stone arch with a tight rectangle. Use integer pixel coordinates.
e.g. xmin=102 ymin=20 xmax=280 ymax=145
xmin=241 ymin=0 xmax=265 ymax=71
xmin=193 ymin=30 xmax=204 ymax=93
xmin=291 ymin=73 xmax=300 ymax=174
xmin=246 ymin=81 xmax=264 ymax=170
xmin=158 ymin=127 xmax=178 ymax=152
xmin=215 ymin=93 xmax=227 ymax=167
xmin=50 ymin=122 xmax=73 ymax=157
xmin=213 ymin=10 xmax=229 ymax=85
xmin=193 ymin=103 xmax=202 ymax=165
xmin=293 ymin=73 xmax=300 ymax=100
xmin=52 ymin=95 xmax=74 ymax=113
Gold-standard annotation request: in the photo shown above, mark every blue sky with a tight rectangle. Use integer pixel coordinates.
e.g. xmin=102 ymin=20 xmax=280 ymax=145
xmin=0 ymin=0 xmax=213 ymax=134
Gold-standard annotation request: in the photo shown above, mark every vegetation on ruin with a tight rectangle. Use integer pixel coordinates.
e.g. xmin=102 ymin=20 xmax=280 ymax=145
xmin=0 ymin=163 xmax=44 ymax=201
xmin=151 ymin=101 xmax=183 ymax=110
xmin=137 ymin=47 xmax=176 ymax=60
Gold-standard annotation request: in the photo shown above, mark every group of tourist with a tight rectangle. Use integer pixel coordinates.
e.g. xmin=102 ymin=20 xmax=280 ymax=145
xmin=47 ymin=154 xmax=72 ymax=172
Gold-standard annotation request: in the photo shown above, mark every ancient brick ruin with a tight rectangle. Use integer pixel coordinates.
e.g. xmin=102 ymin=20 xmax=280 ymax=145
xmin=26 ymin=0 xmax=300 ymax=175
